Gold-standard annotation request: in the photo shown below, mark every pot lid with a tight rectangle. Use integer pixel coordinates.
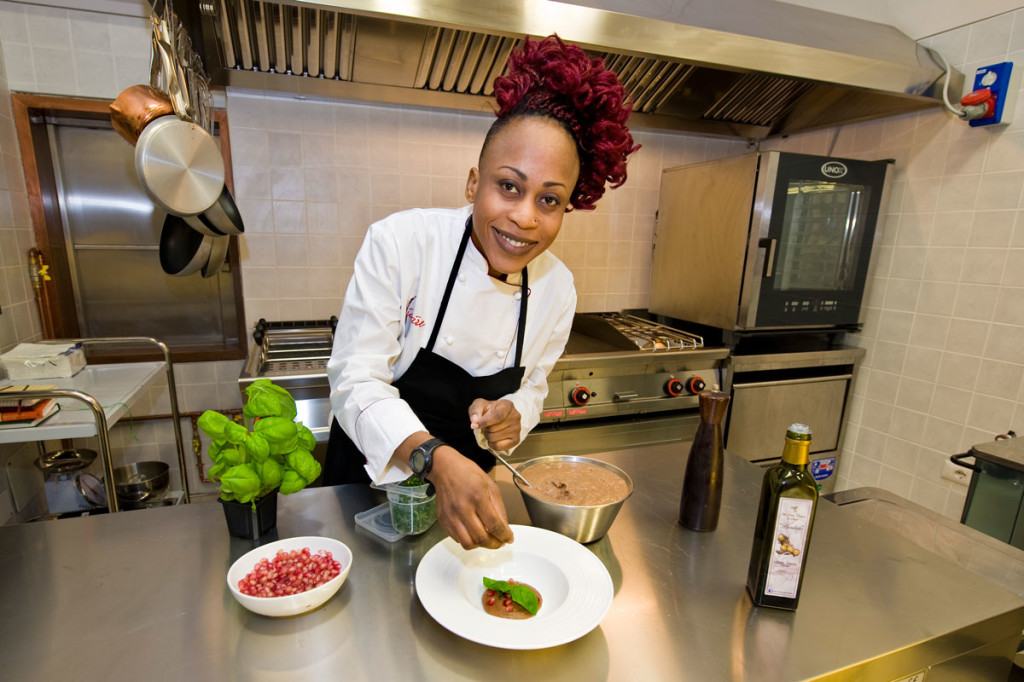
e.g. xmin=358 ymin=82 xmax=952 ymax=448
xmin=76 ymin=473 xmax=108 ymax=508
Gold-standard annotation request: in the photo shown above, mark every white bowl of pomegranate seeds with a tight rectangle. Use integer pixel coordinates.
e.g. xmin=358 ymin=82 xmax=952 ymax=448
xmin=227 ymin=536 xmax=353 ymax=617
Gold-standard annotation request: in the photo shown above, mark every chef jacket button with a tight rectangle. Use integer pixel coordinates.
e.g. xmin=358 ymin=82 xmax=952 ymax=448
xmin=445 ymin=336 xmax=454 ymax=345
xmin=494 ymin=350 xmax=503 ymax=357
xmin=513 ymin=291 xmax=522 ymax=300
xmin=458 ymin=274 xmax=466 ymax=283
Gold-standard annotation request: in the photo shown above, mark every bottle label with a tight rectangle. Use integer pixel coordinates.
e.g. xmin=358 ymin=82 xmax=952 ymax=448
xmin=764 ymin=497 xmax=813 ymax=599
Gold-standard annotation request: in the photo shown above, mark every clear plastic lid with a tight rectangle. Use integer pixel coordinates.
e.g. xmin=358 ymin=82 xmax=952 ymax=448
xmin=354 ymin=502 xmax=408 ymax=543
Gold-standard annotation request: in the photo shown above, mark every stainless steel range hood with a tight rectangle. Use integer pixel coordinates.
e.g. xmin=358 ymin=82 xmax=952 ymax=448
xmin=181 ymin=0 xmax=958 ymax=140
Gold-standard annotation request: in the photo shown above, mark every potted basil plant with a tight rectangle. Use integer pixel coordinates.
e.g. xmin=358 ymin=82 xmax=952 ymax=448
xmin=198 ymin=378 xmax=322 ymax=539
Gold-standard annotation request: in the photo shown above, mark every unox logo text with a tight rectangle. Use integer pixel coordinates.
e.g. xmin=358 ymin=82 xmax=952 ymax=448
xmin=821 ymin=161 xmax=848 ymax=178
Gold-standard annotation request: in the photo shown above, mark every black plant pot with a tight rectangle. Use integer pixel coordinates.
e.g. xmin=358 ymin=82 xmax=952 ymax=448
xmin=220 ymin=490 xmax=278 ymax=539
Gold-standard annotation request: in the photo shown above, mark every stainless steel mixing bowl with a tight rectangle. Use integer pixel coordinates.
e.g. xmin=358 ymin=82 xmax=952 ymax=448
xmin=113 ymin=461 xmax=170 ymax=503
xmin=514 ymin=455 xmax=633 ymax=544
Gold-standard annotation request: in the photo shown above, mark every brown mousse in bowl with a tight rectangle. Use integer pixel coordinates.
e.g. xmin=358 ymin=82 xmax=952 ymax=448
xmin=514 ymin=455 xmax=633 ymax=543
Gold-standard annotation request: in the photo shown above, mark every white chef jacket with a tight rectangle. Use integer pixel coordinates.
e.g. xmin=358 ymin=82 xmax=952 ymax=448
xmin=326 ymin=205 xmax=576 ymax=484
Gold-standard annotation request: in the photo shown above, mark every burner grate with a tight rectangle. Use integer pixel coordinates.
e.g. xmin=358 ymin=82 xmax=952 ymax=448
xmin=591 ymin=313 xmax=703 ymax=351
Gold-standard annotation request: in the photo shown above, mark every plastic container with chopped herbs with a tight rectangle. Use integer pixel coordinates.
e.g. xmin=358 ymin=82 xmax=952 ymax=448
xmin=386 ymin=477 xmax=437 ymax=535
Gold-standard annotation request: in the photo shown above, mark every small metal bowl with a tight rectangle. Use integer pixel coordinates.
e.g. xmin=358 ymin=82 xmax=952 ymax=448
xmin=514 ymin=455 xmax=633 ymax=544
xmin=113 ymin=461 xmax=170 ymax=503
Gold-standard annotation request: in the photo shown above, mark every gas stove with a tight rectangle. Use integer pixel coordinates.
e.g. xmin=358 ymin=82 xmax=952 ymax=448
xmin=537 ymin=312 xmax=727 ymax=425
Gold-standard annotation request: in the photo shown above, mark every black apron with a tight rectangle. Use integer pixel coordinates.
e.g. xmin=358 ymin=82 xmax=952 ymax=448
xmin=322 ymin=219 xmax=528 ymax=485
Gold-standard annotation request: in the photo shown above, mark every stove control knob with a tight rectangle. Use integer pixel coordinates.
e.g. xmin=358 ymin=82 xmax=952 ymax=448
xmin=570 ymin=386 xmax=591 ymax=406
xmin=666 ymin=378 xmax=684 ymax=397
xmin=686 ymin=377 xmax=706 ymax=394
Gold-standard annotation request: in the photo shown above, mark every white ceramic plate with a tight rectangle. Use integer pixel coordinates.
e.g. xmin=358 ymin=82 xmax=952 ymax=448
xmin=227 ymin=536 xmax=353 ymax=617
xmin=415 ymin=525 xmax=613 ymax=649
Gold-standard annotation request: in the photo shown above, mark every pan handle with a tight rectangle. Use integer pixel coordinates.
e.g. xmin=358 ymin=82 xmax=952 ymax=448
xmin=949 ymin=452 xmax=979 ymax=472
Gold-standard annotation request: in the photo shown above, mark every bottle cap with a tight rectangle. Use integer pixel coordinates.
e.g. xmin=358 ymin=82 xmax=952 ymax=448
xmin=786 ymin=423 xmax=812 ymax=441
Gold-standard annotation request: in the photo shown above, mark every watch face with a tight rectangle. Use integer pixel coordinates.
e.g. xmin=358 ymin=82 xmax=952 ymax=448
xmin=411 ymin=449 xmax=426 ymax=474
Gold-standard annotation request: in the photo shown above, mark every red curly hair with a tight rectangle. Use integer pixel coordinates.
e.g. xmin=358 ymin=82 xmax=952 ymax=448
xmin=482 ymin=35 xmax=639 ymax=211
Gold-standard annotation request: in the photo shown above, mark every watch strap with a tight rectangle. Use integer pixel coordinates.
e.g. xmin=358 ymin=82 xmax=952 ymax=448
xmin=410 ymin=437 xmax=445 ymax=477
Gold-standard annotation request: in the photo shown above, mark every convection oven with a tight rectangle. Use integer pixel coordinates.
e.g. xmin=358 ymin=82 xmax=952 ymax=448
xmin=650 ymin=151 xmax=892 ymax=333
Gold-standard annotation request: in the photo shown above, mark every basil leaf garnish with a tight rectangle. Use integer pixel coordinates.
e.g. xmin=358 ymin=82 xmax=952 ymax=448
xmin=482 ymin=577 xmax=539 ymax=615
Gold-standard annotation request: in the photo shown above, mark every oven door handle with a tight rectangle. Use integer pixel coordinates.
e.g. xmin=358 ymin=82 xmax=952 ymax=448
xmin=732 ymin=374 xmax=852 ymax=390
xmin=758 ymin=238 xmax=778 ymax=278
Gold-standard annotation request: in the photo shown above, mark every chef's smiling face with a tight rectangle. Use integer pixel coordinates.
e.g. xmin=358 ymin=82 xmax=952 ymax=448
xmin=466 ymin=116 xmax=581 ymax=278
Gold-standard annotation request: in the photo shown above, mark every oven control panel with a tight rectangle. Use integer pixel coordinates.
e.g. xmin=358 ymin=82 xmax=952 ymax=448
xmin=539 ymin=362 xmax=723 ymax=423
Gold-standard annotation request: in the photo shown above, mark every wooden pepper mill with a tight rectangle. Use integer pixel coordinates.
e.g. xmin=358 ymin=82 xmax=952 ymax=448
xmin=678 ymin=389 xmax=731 ymax=531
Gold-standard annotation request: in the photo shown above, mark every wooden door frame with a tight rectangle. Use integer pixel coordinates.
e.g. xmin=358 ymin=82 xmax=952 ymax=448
xmin=11 ymin=92 xmax=247 ymax=362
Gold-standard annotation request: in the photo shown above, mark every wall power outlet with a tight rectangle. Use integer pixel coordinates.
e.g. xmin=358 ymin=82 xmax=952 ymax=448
xmin=941 ymin=459 xmax=970 ymax=486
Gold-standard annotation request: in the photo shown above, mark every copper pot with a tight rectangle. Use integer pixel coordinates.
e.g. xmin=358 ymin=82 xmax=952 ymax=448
xmin=109 ymin=84 xmax=174 ymax=146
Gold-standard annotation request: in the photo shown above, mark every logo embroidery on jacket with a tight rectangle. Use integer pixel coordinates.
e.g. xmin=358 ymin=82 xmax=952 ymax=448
xmin=406 ymin=297 xmax=425 ymax=328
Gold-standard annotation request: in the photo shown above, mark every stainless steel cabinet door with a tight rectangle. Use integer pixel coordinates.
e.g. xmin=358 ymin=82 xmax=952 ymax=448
xmin=727 ymin=375 xmax=849 ymax=461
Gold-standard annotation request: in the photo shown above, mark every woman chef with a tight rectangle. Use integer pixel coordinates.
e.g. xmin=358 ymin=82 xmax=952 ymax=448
xmin=324 ymin=35 xmax=637 ymax=550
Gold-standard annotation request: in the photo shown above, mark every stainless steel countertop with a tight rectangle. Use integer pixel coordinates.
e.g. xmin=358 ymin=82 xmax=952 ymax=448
xmin=1 ymin=444 xmax=1022 ymax=681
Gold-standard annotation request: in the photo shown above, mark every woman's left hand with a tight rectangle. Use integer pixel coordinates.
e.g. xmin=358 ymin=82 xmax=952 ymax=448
xmin=468 ymin=398 xmax=521 ymax=452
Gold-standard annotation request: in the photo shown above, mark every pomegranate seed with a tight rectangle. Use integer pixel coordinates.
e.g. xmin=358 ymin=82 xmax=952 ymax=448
xmin=487 ymin=597 xmax=495 ymax=606
xmin=238 ymin=548 xmax=342 ymax=598
xmin=505 ymin=605 xmax=514 ymax=612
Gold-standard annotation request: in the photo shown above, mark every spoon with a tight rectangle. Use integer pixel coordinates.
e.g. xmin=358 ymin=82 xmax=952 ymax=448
xmin=492 ymin=450 xmax=534 ymax=488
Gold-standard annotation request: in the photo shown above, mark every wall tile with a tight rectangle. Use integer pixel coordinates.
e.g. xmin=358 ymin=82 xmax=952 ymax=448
xmin=930 ymin=387 xmax=973 ymax=424
xmin=993 ymin=287 xmax=1024 ymax=325
xmin=968 ymin=394 xmax=1017 ymax=433
xmin=966 ymin=14 xmax=1015 ymax=63
xmin=930 ymin=211 xmax=972 ymax=246
xmin=977 ymin=171 xmax=1024 ymax=209
xmin=969 ymin=209 xmax=1016 ymax=247
xmin=936 ymin=352 xmax=981 ymax=390
xmin=916 ymin=281 xmax=957 ymax=316
xmin=976 ymin=358 xmax=1024 ymax=398
xmin=902 ymin=347 xmax=942 ymax=381
xmin=952 ymin=283 xmax=999 ymax=320
xmin=984 ymin=322 xmax=1024 ymax=362
xmin=960 ymin=248 xmax=1008 ymax=284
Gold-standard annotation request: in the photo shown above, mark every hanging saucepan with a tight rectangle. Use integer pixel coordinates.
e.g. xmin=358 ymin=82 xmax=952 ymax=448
xmin=200 ymin=186 xmax=245 ymax=236
xmin=159 ymin=212 xmax=213 ymax=276
xmin=181 ymin=186 xmax=244 ymax=237
xmin=109 ymin=84 xmax=174 ymax=146
xmin=202 ymin=235 xmax=229 ymax=278
xmin=135 ymin=115 xmax=224 ymax=218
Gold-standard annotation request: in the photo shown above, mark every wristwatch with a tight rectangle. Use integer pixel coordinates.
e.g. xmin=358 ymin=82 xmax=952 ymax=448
xmin=410 ymin=437 xmax=445 ymax=478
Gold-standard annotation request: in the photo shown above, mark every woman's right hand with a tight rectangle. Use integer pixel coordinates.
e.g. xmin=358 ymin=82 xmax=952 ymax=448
xmin=428 ymin=445 xmax=514 ymax=550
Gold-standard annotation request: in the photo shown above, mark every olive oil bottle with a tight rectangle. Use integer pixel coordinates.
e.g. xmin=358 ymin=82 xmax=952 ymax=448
xmin=746 ymin=424 xmax=818 ymax=610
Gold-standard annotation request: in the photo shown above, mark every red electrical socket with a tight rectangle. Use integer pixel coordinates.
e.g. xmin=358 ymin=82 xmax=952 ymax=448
xmin=961 ymin=88 xmax=996 ymax=120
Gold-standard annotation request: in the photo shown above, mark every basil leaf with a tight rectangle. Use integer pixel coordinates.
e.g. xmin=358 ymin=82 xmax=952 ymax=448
xmin=197 ymin=410 xmax=232 ymax=441
xmin=279 ymin=469 xmax=307 ymax=495
xmin=286 ymin=448 xmax=321 ymax=484
xmin=243 ymin=379 xmax=298 ymax=420
xmin=220 ymin=464 xmax=261 ymax=503
xmin=482 ymin=577 xmax=539 ymax=615
xmin=296 ymin=423 xmax=317 ymax=451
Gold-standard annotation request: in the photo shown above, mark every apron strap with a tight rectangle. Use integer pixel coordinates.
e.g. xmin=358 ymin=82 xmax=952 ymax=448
xmin=426 ymin=217 xmax=529 ymax=366
xmin=425 ymin=220 xmax=474 ymax=353
xmin=514 ymin=267 xmax=527 ymax=367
